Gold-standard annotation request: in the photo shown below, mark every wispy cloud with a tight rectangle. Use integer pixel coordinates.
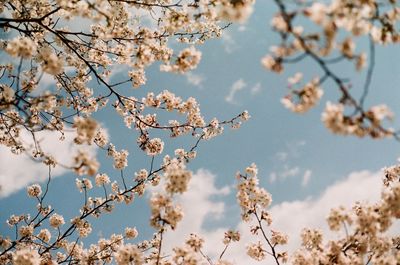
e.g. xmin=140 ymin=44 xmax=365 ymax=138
xmin=225 ymin=79 xmax=263 ymax=105
xmin=238 ymin=25 xmax=247 ymax=32
xmin=269 ymin=140 xmax=310 ymax=186
xmin=221 ymin=30 xmax=239 ymax=54
xmin=225 ymin=79 xmax=247 ymax=105
xmin=275 ymin=151 xmax=289 ymax=162
xmin=186 ymin=71 xmax=205 ymax=88
xmin=301 ymin=169 xmax=312 ymax=187
xmin=250 ymin=82 xmax=262 ymax=95
xmin=269 ymin=165 xmax=313 ymax=187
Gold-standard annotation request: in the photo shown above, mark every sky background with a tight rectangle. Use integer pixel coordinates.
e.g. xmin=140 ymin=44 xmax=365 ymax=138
xmin=1 ymin=1 xmax=400 ymax=264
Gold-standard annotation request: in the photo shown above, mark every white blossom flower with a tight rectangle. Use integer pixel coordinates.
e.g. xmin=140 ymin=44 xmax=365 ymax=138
xmin=5 ymin=37 xmax=36 ymax=58
xmin=27 ymin=184 xmax=42 ymax=198
xmin=49 ymin=214 xmax=65 ymax=228
xmin=13 ymin=248 xmax=40 ymax=265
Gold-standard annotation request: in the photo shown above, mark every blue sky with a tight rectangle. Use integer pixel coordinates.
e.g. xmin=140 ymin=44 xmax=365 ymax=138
xmin=1 ymin=1 xmax=400 ymax=263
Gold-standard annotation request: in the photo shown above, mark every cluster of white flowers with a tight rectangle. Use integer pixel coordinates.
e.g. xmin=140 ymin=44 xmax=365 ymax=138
xmin=305 ymin=1 xmax=400 ymax=45
xmin=339 ymin=37 xmax=356 ymax=58
xmin=246 ymin=241 xmax=266 ymax=261
xmin=95 ymin=173 xmax=110 ymax=187
xmin=322 ymin=102 xmax=393 ymax=138
xmin=73 ymin=117 xmax=98 ymax=145
xmin=71 ymin=218 xmax=92 ymax=238
xmin=115 ymin=244 xmax=143 ymax=265
xmin=94 ymin=128 xmax=109 ymax=147
xmin=261 ymin=55 xmax=283 ymax=73
xmin=223 ymin=230 xmax=241 ymax=245
xmin=75 ymin=178 xmax=93 ymax=192
xmin=19 ymin=225 xmax=34 ymax=237
xmin=149 ymin=193 xmax=183 ymax=230
xmin=37 ymin=229 xmax=51 ymax=243
xmin=4 ymin=37 xmax=36 ymax=58
xmin=300 ymin=228 xmax=323 ymax=250
xmin=219 ymin=0 xmax=255 ymax=23
xmin=163 ymin=154 xmax=193 ymax=194
xmin=124 ymin=227 xmax=138 ymax=239
xmin=185 ymin=233 xmax=204 ymax=252
xmin=383 ymin=163 xmax=400 ymax=186
xmin=145 ymin=138 xmax=164 ymax=156
xmin=108 ymin=145 xmax=129 ymax=170
xmin=281 ymin=78 xmax=324 ymax=113
xmin=37 ymin=48 xmax=63 ymax=75
xmin=304 ymin=2 xmax=328 ymax=25
xmin=128 ymin=69 xmax=147 ymax=88
xmin=0 ymin=85 xmax=15 ymax=111
xmin=73 ymin=150 xmax=99 ymax=176
xmin=26 ymin=184 xmax=42 ymax=198
xmin=49 ymin=213 xmax=65 ymax=228
xmin=241 ymin=110 xmax=251 ymax=121
xmin=270 ymin=230 xmax=289 ymax=246
xmin=237 ymin=164 xmax=272 ymax=221
xmin=326 ymin=206 xmax=352 ymax=231
xmin=237 ymin=165 xmax=289 ymax=263
xmin=7 ymin=214 xmax=25 ymax=227
xmin=271 ymin=13 xmax=289 ymax=33
xmin=160 ymin=47 xmax=202 ymax=74
xmin=168 ymin=232 xmax=224 ymax=264
xmin=203 ymin=118 xmax=224 ymax=140
xmin=12 ymin=248 xmax=40 ymax=265
xmin=172 ymin=246 xmax=199 ymax=264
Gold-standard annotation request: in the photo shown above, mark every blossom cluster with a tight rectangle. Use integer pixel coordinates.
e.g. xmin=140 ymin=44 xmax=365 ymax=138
xmin=322 ymin=102 xmax=394 ymax=138
xmin=236 ymin=164 xmax=288 ymax=263
xmin=281 ymin=77 xmax=324 ymax=113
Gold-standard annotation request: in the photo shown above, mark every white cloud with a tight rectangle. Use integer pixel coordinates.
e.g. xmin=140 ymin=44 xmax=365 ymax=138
xmin=274 ymin=140 xmax=305 ymax=161
xmin=269 ymin=165 xmax=303 ymax=183
xmin=161 ymin=169 xmax=231 ymax=258
xmin=301 ymin=169 xmax=312 ymax=187
xmin=270 ymin=140 xmax=309 ymax=184
xmin=225 ymin=80 xmax=263 ymax=104
xmin=0 ymin=129 xmax=98 ymax=197
xmin=269 ymin=172 xmax=277 ymax=183
xmin=186 ymin=72 xmax=205 ymax=88
xmin=221 ymin=30 xmax=239 ymax=54
xmin=225 ymin=79 xmax=247 ymax=105
xmin=238 ymin=25 xmax=247 ymax=32
xmin=154 ymin=169 xmax=399 ymax=264
xmin=286 ymin=140 xmax=306 ymax=157
xmin=250 ymin=82 xmax=262 ymax=95
xmin=275 ymin=151 xmax=288 ymax=162
xmin=268 ymin=171 xmax=387 ymax=252
xmin=281 ymin=166 xmax=300 ymax=179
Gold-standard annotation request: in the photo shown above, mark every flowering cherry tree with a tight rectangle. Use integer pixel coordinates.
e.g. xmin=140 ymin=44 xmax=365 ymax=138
xmin=0 ymin=0 xmax=399 ymax=264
